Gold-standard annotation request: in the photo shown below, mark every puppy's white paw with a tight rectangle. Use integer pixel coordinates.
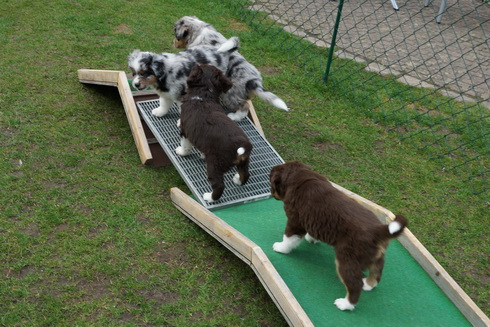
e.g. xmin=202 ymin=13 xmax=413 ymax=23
xmin=175 ymin=146 xmax=191 ymax=156
xmin=176 ymin=119 xmax=181 ymax=127
xmin=273 ymin=242 xmax=292 ymax=254
xmin=305 ymin=233 xmax=320 ymax=244
xmin=362 ymin=278 xmax=377 ymax=291
xmin=227 ymin=111 xmax=247 ymax=121
xmin=152 ymin=106 xmax=168 ymax=117
xmin=232 ymin=173 xmax=242 ymax=185
xmin=203 ymin=192 xmax=214 ymax=202
xmin=334 ymin=298 xmax=355 ymax=311
xmin=199 ymin=152 xmax=205 ymax=159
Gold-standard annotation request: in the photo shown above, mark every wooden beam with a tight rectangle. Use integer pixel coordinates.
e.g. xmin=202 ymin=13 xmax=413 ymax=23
xmin=170 ymin=187 xmax=313 ymax=326
xmin=247 ymin=100 xmax=264 ymax=136
xmin=77 ymin=69 xmax=120 ymax=86
xmin=78 ymin=69 xmax=153 ymax=165
xmin=116 ymin=72 xmax=153 ymax=165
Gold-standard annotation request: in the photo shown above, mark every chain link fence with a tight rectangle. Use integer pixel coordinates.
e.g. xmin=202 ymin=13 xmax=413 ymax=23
xmin=225 ymin=0 xmax=489 ymax=203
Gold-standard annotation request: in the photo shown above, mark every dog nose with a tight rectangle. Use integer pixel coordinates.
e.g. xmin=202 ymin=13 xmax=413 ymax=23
xmin=132 ymin=79 xmax=141 ymax=90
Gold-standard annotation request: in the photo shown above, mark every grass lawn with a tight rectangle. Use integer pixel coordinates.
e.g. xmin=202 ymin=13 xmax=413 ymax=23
xmin=1 ymin=0 xmax=488 ymax=325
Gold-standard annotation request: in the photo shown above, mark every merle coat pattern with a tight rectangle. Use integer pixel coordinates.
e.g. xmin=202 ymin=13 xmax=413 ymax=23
xmin=172 ymin=16 xmax=288 ymax=121
xmin=128 ymin=36 xmax=239 ymax=118
xmin=270 ymin=161 xmax=408 ymax=311
xmin=175 ymin=64 xmax=253 ymax=202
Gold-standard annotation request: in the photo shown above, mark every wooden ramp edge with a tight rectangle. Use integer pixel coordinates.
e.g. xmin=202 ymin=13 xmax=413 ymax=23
xmin=170 ymin=187 xmax=489 ymax=327
xmin=170 ymin=187 xmax=313 ymax=327
xmin=77 ymin=68 xmax=265 ymax=166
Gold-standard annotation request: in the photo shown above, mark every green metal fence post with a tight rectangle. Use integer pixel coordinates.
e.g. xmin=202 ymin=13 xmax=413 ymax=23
xmin=323 ymin=0 xmax=345 ymax=83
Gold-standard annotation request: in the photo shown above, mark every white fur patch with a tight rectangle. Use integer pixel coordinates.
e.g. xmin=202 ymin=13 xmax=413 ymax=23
xmin=203 ymin=192 xmax=214 ymax=202
xmin=273 ymin=234 xmax=303 ymax=254
xmin=152 ymin=106 xmax=168 ymax=117
xmin=237 ymin=147 xmax=245 ymax=155
xmin=388 ymin=221 xmax=402 ymax=234
xmin=272 ymin=98 xmax=289 ymax=111
xmin=305 ymin=233 xmax=320 ymax=244
xmin=227 ymin=110 xmax=248 ymax=121
xmin=233 ymin=173 xmax=242 ymax=185
xmin=362 ymin=278 xmax=377 ymax=291
xmin=217 ymin=36 xmax=239 ymax=53
xmin=334 ymin=298 xmax=356 ymax=311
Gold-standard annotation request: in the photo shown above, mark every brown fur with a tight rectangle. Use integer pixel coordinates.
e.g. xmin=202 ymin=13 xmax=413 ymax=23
xmin=179 ymin=64 xmax=252 ymax=201
xmin=270 ymin=161 xmax=408 ymax=309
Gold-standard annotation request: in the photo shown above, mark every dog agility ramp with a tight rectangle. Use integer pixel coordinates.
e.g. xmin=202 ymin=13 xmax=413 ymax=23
xmin=171 ymin=187 xmax=490 ymax=327
xmin=137 ymin=99 xmax=284 ymax=210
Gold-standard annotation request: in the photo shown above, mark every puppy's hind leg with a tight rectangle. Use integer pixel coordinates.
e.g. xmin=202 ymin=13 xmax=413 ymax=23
xmin=175 ymin=137 xmax=193 ymax=156
xmin=203 ymin=165 xmax=225 ymax=202
xmin=363 ymin=256 xmax=385 ymax=291
xmin=334 ymin=258 xmax=364 ymax=311
xmin=226 ymin=99 xmax=249 ymax=121
xmin=233 ymin=151 xmax=250 ymax=186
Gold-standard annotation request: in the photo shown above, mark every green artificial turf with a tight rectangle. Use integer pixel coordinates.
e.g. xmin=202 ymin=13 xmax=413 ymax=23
xmin=214 ymin=198 xmax=471 ymax=327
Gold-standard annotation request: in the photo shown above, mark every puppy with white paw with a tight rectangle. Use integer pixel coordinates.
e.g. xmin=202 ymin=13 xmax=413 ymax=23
xmin=176 ymin=64 xmax=252 ymax=202
xmin=270 ymin=161 xmax=408 ymax=311
xmin=128 ymin=36 xmax=239 ymax=119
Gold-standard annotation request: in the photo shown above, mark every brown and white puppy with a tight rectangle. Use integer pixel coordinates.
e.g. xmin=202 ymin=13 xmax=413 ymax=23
xmin=172 ymin=16 xmax=288 ymax=121
xmin=176 ymin=64 xmax=253 ymax=202
xmin=270 ymin=161 xmax=408 ymax=311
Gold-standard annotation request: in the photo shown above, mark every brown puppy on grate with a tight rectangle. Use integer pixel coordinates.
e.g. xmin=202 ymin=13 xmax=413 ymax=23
xmin=270 ymin=161 xmax=408 ymax=311
xmin=175 ymin=64 xmax=252 ymax=202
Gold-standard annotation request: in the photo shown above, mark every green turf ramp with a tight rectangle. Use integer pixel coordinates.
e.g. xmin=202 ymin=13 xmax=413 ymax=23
xmin=214 ymin=198 xmax=471 ymax=327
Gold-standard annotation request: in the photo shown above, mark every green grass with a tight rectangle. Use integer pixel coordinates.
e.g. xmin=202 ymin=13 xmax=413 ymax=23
xmin=0 ymin=0 xmax=488 ymax=325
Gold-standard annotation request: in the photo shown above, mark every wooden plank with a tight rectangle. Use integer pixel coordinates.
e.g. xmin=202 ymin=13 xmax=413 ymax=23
xmin=331 ymin=182 xmax=490 ymax=327
xmin=77 ymin=69 xmax=120 ymax=86
xmin=170 ymin=187 xmax=312 ymax=326
xmin=77 ymin=69 xmax=153 ymax=165
xmin=116 ymin=72 xmax=153 ymax=165
xmin=251 ymin=247 xmax=313 ymax=327
xmin=170 ymin=187 xmax=255 ymax=263
xmin=246 ymin=100 xmax=265 ymax=136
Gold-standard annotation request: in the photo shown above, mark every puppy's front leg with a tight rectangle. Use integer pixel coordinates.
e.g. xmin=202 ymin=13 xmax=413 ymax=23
xmin=175 ymin=137 xmax=193 ymax=156
xmin=152 ymin=96 xmax=172 ymax=117
xmin=273 ymin=234 xmax=303 ymax=254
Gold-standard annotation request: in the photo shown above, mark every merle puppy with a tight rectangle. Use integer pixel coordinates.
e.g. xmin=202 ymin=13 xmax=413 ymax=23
xmin=270 ymin=161 xmax=408 ymax=311
xmin=172 ymin=16 xmax=288 ymax=121
xmin=175 ymin=64 xmax=253 ymax=202
xmin=128 ymin=36 xmax=239 ymax=118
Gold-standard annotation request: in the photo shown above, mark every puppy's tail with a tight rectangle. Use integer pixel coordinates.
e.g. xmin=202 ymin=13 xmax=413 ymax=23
xmin=217 ymin=36 xmax=240 ymax=54
xmin=247 ymin=80 xmax=289 ymax=111
xmin=383 ymin=215 xmax=408 ymax=239
xmin=235 ymin=141 xmax=253 ymax=163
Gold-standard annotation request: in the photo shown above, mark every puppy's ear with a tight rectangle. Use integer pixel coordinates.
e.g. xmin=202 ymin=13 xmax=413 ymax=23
xmin=175 ymin=25 xmax=190 ymax=41
xmin=187 ymin=65 xmax=203 ymax=88
xmin=212 ymin=68 xmax=233 ymax=94
xmin=270 ymin=167 xmax=284 ymax=199
xmin=128 ymin=49 xmax=141 ymax=67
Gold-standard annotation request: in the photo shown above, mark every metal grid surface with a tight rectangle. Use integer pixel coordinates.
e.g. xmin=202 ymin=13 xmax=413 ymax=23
xmin=137 ymin=99 xmax=284 ymax=210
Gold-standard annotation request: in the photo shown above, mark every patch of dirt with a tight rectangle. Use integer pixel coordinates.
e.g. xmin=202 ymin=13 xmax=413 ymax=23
xmin=257 ymin=65 xmax=280 ymax=75
xmin=152 ymin=241 xmax=189 ymax=267
xmin=114 ymin=24 xmax=132 ymax=35
xmin=226 ymin=19 xmax=249 ymax=31
xmin=313 ymin=142 xmax=345 ymax=154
